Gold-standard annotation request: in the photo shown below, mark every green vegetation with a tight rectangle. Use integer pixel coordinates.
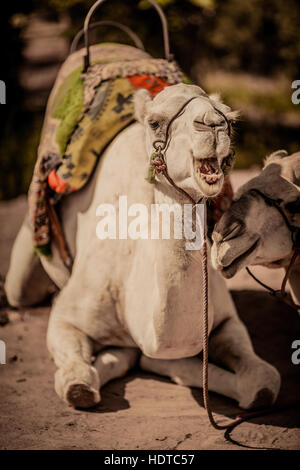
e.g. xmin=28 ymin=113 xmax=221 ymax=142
xmin=233 ymin=122 xmax=299 ymax=169
xmin=221 ymin=87 xmax=296 ymax=115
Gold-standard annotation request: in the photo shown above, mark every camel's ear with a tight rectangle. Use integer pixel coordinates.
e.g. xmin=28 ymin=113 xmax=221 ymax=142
xmin=134 ymin=89 xmax=152 ymax=124
xmin=225 ymin=110 xmax=240 ymax=122
xmin=269 ymin=149 xmax=289 ymax=159
xmin=209 ymin=93 xmax=239 ymax=122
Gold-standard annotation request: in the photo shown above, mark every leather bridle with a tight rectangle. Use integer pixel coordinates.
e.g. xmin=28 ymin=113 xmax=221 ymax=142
xmin=245 ymin=188 xmax=300 ymax=311
xmin=149 ymin=95 xmax=233 ymax=204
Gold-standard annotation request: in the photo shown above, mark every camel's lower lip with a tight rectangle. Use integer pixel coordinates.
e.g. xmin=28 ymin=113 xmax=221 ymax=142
xmin=220 ymin=239 xmax=259 ymax=278
xmin=194 ymin=157 xmax=223 ymax=185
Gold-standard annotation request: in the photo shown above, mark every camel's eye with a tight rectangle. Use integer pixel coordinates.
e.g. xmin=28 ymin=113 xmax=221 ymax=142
xmin=193 ymin=121 xmax=211 ymax=131
xmin=222 ymin=222 xmax=244 ymax=242
xmin=149 ymin=120 xmax=159 ymax=130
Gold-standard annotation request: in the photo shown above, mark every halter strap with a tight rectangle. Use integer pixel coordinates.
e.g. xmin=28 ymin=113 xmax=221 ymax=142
xmin=152 ymin=96 xmax=231 ymax=155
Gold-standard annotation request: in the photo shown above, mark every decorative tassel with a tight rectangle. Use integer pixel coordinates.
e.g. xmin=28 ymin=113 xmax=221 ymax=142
xmin=145 ymin=165 xmax=156 ymax=184
xmin=145 ymin=152 xmax=166 ymax=184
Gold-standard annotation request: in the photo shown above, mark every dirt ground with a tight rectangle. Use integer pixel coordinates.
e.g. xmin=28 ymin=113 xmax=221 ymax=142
xmin=0 ymin=171 xmax=299 ymax=450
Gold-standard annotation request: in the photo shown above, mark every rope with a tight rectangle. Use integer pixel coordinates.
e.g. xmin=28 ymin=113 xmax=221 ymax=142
xmin=201 ymin=199 xmax=246 ymax=430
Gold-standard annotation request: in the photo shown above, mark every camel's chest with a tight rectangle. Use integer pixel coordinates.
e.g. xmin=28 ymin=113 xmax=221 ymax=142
xmin=122 ymin=245 xmax=209 ymax=358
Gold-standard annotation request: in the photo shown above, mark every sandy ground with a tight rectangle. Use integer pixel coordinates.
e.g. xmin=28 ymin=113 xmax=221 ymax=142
xmin=0 ymin=170 xmax=299 ymax=450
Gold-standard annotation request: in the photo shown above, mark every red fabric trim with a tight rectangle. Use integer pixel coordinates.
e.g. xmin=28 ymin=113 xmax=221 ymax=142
xmin=128 ymin=75 xmax=171 ymax=97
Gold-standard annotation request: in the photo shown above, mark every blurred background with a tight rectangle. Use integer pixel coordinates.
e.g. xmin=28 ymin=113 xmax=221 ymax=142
xmin=0 ymin=0 xmax=299 ymax=200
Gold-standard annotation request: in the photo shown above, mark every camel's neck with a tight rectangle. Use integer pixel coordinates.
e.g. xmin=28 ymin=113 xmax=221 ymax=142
xmin=92 ymin=123 xmax=209 ymax=357
xmin=134 ymin=180 xmax=208 ymax=359
xmin=153 ymin=177 xmax=204 ymax=257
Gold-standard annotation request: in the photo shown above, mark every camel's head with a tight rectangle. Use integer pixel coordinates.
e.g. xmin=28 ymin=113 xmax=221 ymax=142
xmin=211 ymin=150 xmax=300 ymax=278
xmin=134 ymin=83 xmax=238 ymax=199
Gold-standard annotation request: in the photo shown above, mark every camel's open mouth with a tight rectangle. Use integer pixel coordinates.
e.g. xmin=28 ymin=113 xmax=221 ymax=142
xmin=220 ymin=239 xmax=259 ymax=278
xmin=195 ymin=157 xmax=222 ymax=185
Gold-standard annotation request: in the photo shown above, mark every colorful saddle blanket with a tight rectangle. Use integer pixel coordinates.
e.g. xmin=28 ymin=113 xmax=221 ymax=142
xmin=28 ymin=43 xmax=233 ymax=266
xmin=28 ymin=43 xmax=185 ymax=262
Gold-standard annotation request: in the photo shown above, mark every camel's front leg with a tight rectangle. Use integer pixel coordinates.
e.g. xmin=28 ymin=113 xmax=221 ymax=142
xmin=140 ymin=355 xmax=239 ymax=402
xmin=209 ymin=272 xmax=281 ymax=409
xmin=94 ymin=347 xmax=139 ymax=388
xmin=47 ymin=316 xmax=100 ymax=408
xmin=47 ymin=314 xmax=139 ymax=408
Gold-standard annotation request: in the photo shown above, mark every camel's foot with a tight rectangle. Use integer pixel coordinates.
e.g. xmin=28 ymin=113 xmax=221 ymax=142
xmin=236 ymin=359 xmax=281 ymax=410
xmin=55 ymin=363 xmax=100 ymax=409
xmin=66 ymin=383 xmax=100 ymax=409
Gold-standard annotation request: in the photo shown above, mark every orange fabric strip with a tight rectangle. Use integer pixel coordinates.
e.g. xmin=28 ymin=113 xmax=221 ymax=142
xmin=128 ymin=74 xmax=171 ymax=96
xmin=48 ymin=169 xmax=78 ymax=194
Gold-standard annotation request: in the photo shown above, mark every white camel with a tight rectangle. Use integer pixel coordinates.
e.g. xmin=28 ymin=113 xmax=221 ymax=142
xmin=212 ymin=149 xmax=300 ymax=307
xmin=5 ymin=84 xmax=280 ymax=409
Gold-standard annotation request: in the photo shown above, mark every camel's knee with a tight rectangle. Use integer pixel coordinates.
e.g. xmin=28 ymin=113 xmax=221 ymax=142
xmin=5 ymin=220 xmax=55 ymax=307
xmin=5 ymin=274 xmax=32 ymax=308
xmin=5 ymin=257 xmax=54 ymax=308
xmin=47 ymin=317 xmax=93 ymax=367
xmin=236 ymin=359 xmax=281 ymax=409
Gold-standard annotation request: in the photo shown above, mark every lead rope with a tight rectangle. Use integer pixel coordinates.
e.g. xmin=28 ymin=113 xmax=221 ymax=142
xmin=201 ymin=199 xmax=252 ymax=431
xmin=201 ymin=199 xmax=246 ymax=430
